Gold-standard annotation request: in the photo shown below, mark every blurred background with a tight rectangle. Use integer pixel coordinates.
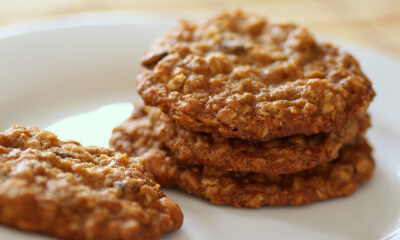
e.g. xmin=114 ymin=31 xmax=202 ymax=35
xmin=0 ymin=0 xmax=399 ymax=58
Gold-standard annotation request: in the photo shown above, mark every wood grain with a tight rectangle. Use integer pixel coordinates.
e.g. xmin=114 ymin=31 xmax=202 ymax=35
xmin=0 ymin=0 xmax=399 ymax=58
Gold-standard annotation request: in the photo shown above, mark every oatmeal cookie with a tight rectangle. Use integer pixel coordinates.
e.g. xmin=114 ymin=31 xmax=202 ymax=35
xmin=0 ymin=126 xmax=183 ymax=240
xmin=111 ymin=104 xmax=370 ymax=175
xmin=137 ymin=10 xmax=375 ymax=141
xmin=143 ymin=138 xmax=374 ymax=208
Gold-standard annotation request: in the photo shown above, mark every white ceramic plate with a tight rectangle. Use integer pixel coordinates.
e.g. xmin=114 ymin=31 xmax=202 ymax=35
xmin=0 ymin=12 xmax=399 ymax=240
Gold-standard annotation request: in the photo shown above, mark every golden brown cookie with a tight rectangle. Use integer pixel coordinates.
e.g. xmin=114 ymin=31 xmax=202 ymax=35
xmin=0 ymin=126 xmax=183 ymax=240
xmin=143 ymin=138 xmax=374 ymax=208
xmin=110 ymin=104 xmax=370 ymax=175
xmin=109 ymin=114 xmax=374 ymax=208
xmin=137 ymin=10 xmax=375 ymax=141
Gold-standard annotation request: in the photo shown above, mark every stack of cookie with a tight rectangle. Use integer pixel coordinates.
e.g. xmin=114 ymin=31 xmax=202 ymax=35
xmin=111 ymin=10 xmax=376 ymax=208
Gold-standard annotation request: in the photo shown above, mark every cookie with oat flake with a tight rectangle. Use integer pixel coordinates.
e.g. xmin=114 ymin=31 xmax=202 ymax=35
xmin=110 ymin=111 xmax=374 ymax=208
xmin=0 ymin=126 xmax=183 ymax=240
xmin=110 ymin=104 xmax=370 ymax=175
xmin=137 ymin=9 xmax=375 ymax=141
xmin=142 ymin=139 xmax=374 ymax=208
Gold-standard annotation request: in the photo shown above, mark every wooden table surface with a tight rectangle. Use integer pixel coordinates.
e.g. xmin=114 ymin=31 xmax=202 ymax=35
xmin=0 ymin=0 xmax=399 ymax=58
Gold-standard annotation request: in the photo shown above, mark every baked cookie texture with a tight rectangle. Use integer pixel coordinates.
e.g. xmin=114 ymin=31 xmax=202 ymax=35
xmin=110 ymin=119 xmax=374 ymax=208
xmin=143 ymin=139 xmax=374 ymax=208
xmin=112 ymin=104 xmax=370 ymax=175
xmin=137 ymin=9 xmax=375 ymax=141
xmin=0 ymin=126 xmax=183 ymax=240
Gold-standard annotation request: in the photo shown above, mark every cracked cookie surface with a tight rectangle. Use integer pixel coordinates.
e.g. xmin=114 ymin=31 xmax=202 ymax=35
xmin=137 ymin=10 xmax=375 ymax=141
xmin=0 ymin=126 xmax=183 ymax=240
